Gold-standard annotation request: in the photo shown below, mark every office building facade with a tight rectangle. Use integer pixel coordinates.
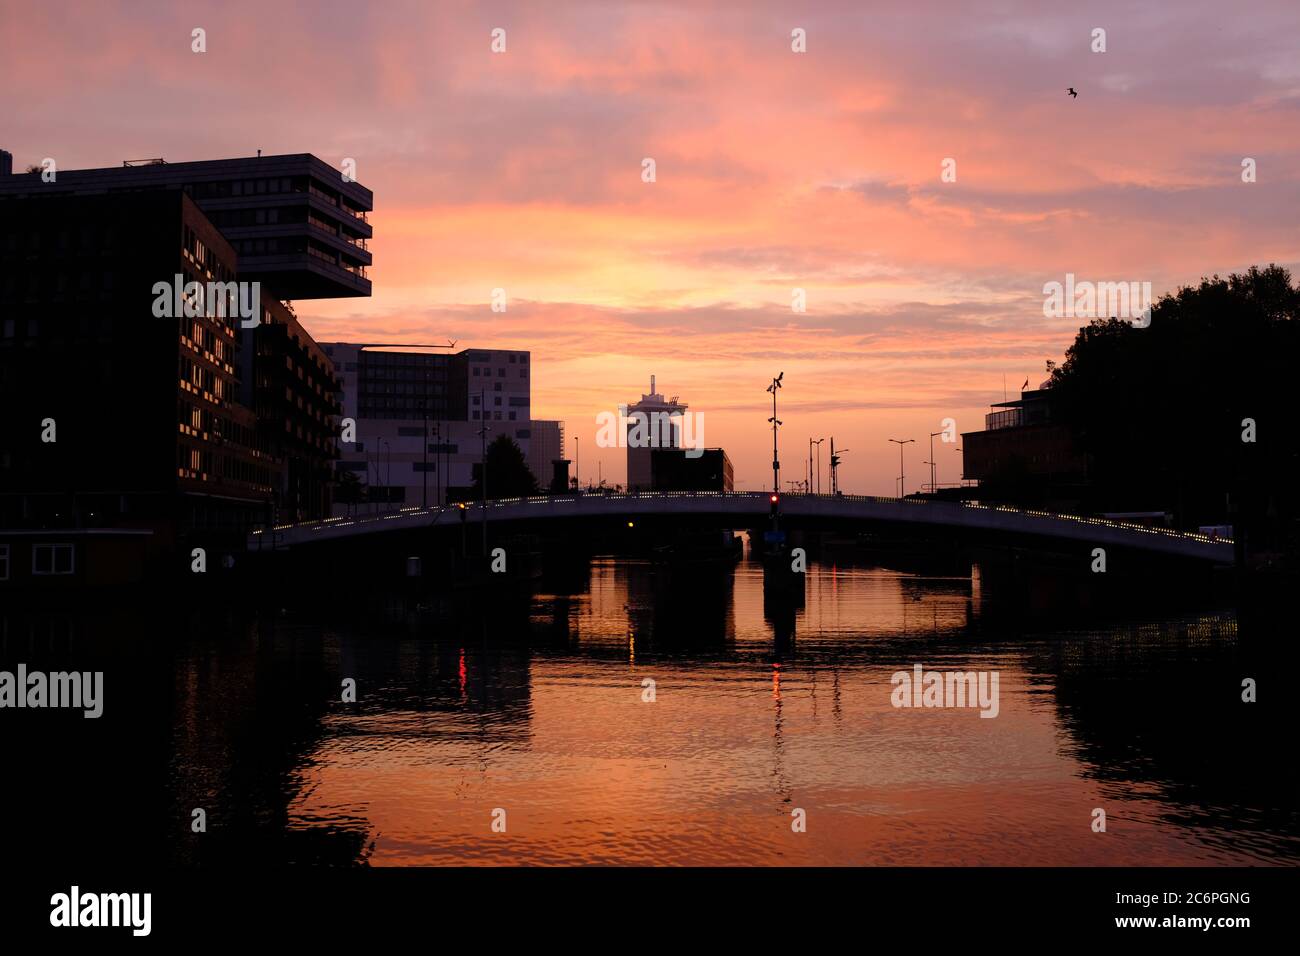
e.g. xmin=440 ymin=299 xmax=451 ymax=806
xmin=322 ymin=343 xmax=556 ymax=510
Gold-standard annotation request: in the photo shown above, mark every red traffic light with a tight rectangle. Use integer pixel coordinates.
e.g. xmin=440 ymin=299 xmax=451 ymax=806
xmin=770 ymin=494 xmax=779 ymax=503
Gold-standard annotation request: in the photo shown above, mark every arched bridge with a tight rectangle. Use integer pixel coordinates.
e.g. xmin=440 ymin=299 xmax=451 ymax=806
xmin=250 ymin=492 xmax=1235 ymax=564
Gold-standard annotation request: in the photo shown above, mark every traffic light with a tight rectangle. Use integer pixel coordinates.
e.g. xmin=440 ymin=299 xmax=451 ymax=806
xmin=769 ymin=493 xmax=779 ymax=516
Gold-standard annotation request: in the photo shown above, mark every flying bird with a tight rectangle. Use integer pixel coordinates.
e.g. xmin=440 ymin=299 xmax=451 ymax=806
xmin=1067 ymin=87 xmax=1078 ymax=98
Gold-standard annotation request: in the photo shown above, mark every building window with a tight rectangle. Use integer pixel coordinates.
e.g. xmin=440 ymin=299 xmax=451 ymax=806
xmin=508 ymin=412 xmax=517 ymax=420
xmin=32 ymin=543 xmax=75 ymax=576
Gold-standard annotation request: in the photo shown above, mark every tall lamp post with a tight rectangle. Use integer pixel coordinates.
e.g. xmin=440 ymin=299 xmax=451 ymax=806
xmin=573 ymin=436 xmax=579 ymax=491
xmin=812 ymin=437 xmax=825 ymax=495
xmin=889 ymin=438 xmax=914 ymax=496
xmin=766 ymin=373 xmax=784 ymax=498
xmin=928 ymin=430 xmax=944 ymax=494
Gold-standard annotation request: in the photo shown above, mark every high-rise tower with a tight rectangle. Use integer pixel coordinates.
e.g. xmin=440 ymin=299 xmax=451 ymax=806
xmin=624 ymin=375 xmax=687 ymax=491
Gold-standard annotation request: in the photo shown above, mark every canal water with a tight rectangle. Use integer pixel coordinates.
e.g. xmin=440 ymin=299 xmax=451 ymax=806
xmin=3 ymin=552 xmax=1292 ymax=867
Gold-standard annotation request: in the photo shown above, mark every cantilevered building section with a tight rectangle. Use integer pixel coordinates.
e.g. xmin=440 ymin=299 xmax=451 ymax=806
xmin=625 ymin=375 xmax=687 ymax=492
xmin=0 ymin=152 xmax=373 ymax=299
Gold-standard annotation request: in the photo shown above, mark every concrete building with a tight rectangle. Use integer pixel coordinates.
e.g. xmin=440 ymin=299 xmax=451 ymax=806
xmin=625 ymin=375 xmax=687 ymax=491
xmin=321 ymin=343 xmax=559 ymax=510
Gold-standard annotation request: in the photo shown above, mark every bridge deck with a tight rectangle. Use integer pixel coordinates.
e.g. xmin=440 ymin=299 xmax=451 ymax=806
xmin=250 ymin=492 xmax=1235 ymax=564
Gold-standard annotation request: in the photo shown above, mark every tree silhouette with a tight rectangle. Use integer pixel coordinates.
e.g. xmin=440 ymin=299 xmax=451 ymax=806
xmin=335 ymin=468 xmax=364 ymax=514
xmin=471 ymin=434 xmax=539 ymax=500
xmin=1047 ymin=264 xmax=1299 ymax=551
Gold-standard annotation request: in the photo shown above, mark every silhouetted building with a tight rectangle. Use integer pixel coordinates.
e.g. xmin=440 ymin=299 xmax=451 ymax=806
xmin=961 ymin=386 xmax=1089 ymax=508
xmin=0 ymin=191 xmax=273 ymax=576
xmin=247 ymin=300 xmax=342 ymax=521
xmin=550 ymin=458 xmax=571 ymax=493
xmin=0 ymin=151 xmax=373 ymax=299
xmin=651 ymin=448 xmax=733 ymax=492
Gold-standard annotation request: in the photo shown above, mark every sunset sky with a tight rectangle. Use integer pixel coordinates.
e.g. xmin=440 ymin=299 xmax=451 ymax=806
xmin=5 ymin=0 xmax=1298 ymax=491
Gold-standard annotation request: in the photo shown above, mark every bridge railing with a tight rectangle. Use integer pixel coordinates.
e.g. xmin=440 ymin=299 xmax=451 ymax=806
xmin=251 ymin=489 xmax=1233 ymax=547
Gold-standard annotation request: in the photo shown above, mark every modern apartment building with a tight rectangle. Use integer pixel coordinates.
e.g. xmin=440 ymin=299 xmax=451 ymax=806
xmin=245 ymin=299 xmax=343 ymax=521
xmin=0 ymin=191 xmax=273 ymax=578
xmin=0 ymin=150 xmax=363 ymax=585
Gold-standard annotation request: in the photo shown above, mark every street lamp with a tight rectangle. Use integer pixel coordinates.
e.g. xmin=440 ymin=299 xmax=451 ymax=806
xmin=573 ymin=436 xmax=579 ymax=491
xmin=888 ymin=438 xmax=915 ymax=496
xmin=928 ymin=431 xmax=944 ymax=495
xmin=766 ymin=373 xmax=784 ymax=497
xmin=812 ymin=437 xmax=826 ymax=495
